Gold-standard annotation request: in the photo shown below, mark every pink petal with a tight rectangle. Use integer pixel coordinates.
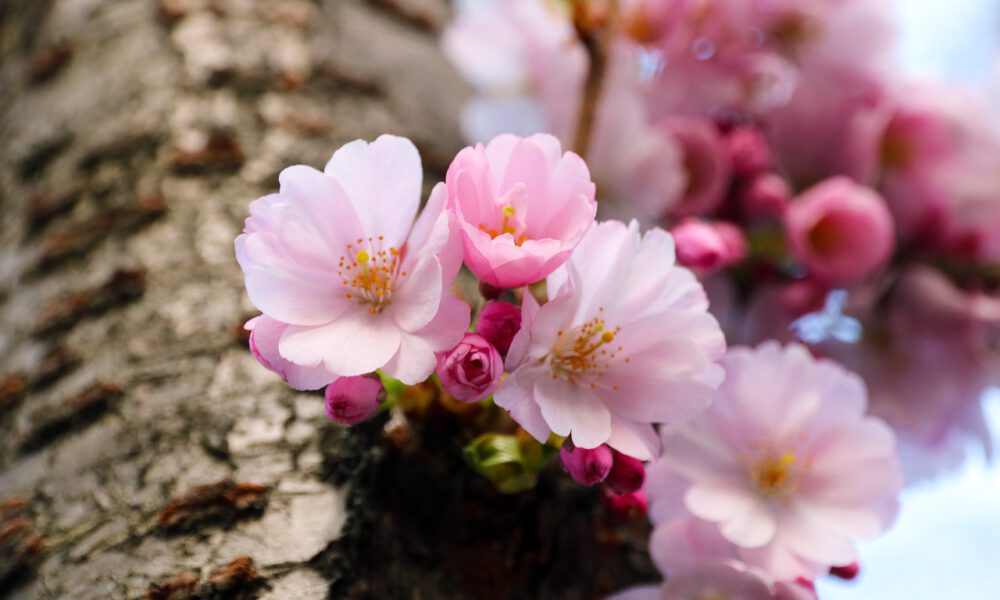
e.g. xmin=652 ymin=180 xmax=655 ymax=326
xmin=387 ymin=255 xmax=443 ymax=333
xmin=236 ymin=233 xmax=350 ymax=326
xmin=494 ymin=365 xmax=551 ymax=443
xmin=381 ymin=332 xmax=437 ymax=385
xmin=279 ymin=311 xmax=402 ymax=376
xmin=324 ymin=135 xmax=421 ymax=246
xmin=606 ymin=416 xmax=659 ymax=461
xmin=534 ymin=376 xmax=611 ymax=449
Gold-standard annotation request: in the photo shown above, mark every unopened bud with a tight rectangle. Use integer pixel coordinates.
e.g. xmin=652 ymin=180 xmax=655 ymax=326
xmin=324 ymin=374 xmax=384 ymax=425
xmin=606 ymin=451 xmax=646 ymax=494
xmin=560 ymin=441 xmax=613 ymax=486
xmin=475 ymin=301 xmax=522 ymax=356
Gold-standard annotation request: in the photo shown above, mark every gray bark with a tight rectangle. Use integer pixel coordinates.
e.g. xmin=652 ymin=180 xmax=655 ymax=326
xmin=0 ymin=1 xmax=654 ymax=598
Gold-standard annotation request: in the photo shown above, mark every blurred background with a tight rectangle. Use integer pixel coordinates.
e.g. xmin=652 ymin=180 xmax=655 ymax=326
xmin=822 ymin=1 xmax=1000 ymax=597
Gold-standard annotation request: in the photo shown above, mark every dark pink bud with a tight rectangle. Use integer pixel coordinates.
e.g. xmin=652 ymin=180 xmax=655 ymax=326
xmin=436 ymin=333 xmax=503 ymax=402
xmin=830 ymin=562 xmax=860 ymax=580
xmin=725 ymin=127 xmax=773 ymax=178
xmin=603 ymin=489 xmax=648 ymax=520
xmin=325 ymin=375 xmax=384 ymax=425
xmin=741 ymin=172 xmax=791 ymax=219
xmin=560 ymin=441 xmax=613 ymax=486
xmin=475 ymin=301 xmax=522 ymax=356
xmin=672 ymin=219 xmax=747 ymax=273
xmin=606 ymin=451 xmax=646 ymax=494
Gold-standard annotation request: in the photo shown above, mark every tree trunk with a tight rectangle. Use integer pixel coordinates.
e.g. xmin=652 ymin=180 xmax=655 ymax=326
xmin=0 ymin=1 xmax=654 ymax=598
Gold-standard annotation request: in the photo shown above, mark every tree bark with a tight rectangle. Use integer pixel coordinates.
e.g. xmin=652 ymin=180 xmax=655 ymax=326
xmin=0 ymin=1 xmax=654 ymax=598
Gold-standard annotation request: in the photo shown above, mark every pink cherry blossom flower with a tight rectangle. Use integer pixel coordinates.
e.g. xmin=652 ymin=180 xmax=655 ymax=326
xmin=495 ymin=220 xmax=726 ymax=460
xmin=446 ymin=133 xmax=597 ymax=289
xmin=654 ymin=342 xmax=902 ymax=580
xmin=785 ymin=176 xmax=894 ymax=286
xmin=435 ymin=333 xmax=503 ymax=403
xmin=235 ymin=135 xmax=470 ymax=385
xmin=325 ymin=375 xmax=384 ymax=425
xmin=245 ymin=315 xmax=337 ymax=391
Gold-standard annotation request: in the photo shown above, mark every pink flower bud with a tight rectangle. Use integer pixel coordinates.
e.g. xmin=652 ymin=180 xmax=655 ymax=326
xmin=672 ymin=219 xmax=747 ymax=273
xmin=435 ymin=333 xmax=503 ymax=403
xmin=725 ymin=127 xmax=773 ymax=178
xmin=785 ymin=177 xmax=894 ymax=285
xmin=606 ymin=451 xmax=646 ymax=494
xmin=830 ymin=562 xmax=860 ymax=580
xmin=560 ymin=441 xmax=613 ymax=486
xmin=603 ymin=489 xmax=648 ymax=520
xmin=741 ymin=172 xmax=791 ymax=219
xmin=475 ymin=301 xmax=522 ymax=356
xmin=325 ymin=375 xmax=384 ymax=425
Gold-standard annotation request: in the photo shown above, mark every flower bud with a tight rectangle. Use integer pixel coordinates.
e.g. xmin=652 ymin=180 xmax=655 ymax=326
xmin=829 ymin=562 xmax=860 ymax=580
xmin=435 ymin=333 xmax=503 ymax=403
xmin=785 ymin=176 xmax=894 ymax=285
xmin=725 ymin=127 xmax=773 ymax=178
xmin=463 ymin=433 xmax=540 ymax=493
xmin=603 ymin=489 xmax=648 ymax=520
xmin=741 ymin=172 xmax=791 ymax=219
xmin=672 ymin=219 xmax=747 ymax=273
xmin=606 ymin=451 xmax=646 ymax=494
xmin=324 ymin=375 xmax=384 ymax=425
xmin=560 ymin=441 xmax=613 ymax=486
xmin=475 ymin=301 xmax=522 ymax=356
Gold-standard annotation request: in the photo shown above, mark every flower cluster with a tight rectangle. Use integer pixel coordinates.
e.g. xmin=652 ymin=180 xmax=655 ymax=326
xmin=237 ymin=132 xmax=726 ymax=503
xmin=231 ymin=0 xmax=998 ymax=595
xmin=444 ymin=0 xmax=1000 ymax=481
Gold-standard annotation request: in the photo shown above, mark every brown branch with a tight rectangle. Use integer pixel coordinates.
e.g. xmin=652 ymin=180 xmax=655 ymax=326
xmin=571 ymin=0 xmax=618 ymax=159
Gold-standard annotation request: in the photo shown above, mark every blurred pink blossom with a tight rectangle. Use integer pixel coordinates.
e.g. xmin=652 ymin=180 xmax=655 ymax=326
xmin=672 ymin=219 xmax=747 ymax=273
xmin=654 ymin=342 xmax=902 ymax=580
xmin=785 ymin=176 xmax=894 ymax=286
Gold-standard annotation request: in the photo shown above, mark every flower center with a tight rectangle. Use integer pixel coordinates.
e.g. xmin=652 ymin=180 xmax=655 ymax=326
xmin=748 ymin=452 xmax=799 ymax=497
xmin=479 ymin=204 xmax=528 ymax=245
xmin=338 ymin=236 xmax=406 ymax=314
xmin=548 ymin=311 xmax=625 ymax=390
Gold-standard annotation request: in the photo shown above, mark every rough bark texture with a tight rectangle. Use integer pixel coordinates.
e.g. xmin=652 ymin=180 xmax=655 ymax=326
xmin=0 ymin=1 xmax=655 ymax=598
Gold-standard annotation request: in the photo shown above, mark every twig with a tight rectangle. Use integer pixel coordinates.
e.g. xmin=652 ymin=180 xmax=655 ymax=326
xmin=571 ymin=0 xmax=618 ymax=159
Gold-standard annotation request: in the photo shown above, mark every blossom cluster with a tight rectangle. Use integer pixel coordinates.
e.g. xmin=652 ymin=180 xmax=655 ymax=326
xmin=232 ymin=0 xmax=998 ymax=596
xmin=443 ymin=0 xmax=1000 ymax=482
xmin=236 ymin=131 xmax=905 ymax=597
